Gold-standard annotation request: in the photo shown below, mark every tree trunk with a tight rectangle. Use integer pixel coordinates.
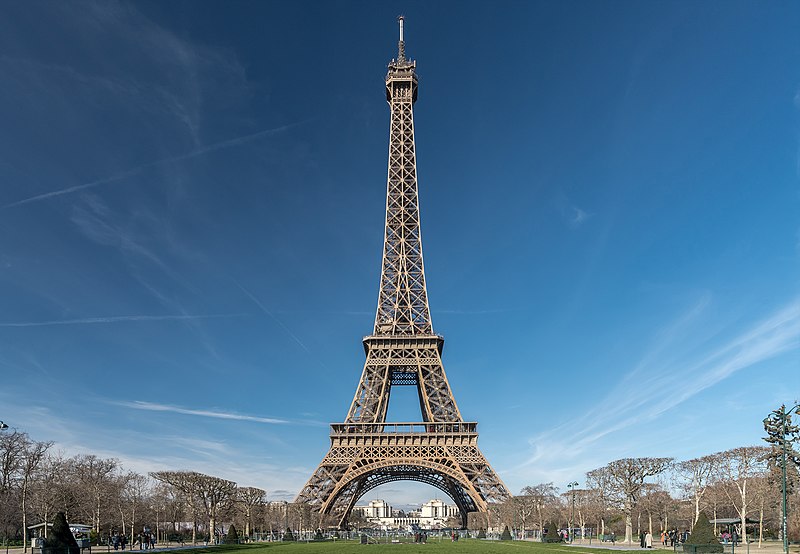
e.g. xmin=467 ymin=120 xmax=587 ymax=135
xmin=713 ymin=505 xmax=718 ymax=536
xmin=625 ymin=512 xmax=633 ymax=544
xmin=210 ymin=515 xmax=215 ymax=544
xmin=22 ymin=480 xmax=29 ymax=553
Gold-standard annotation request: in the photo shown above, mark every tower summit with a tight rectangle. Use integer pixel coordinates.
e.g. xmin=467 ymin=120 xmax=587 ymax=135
xmin=296 ymin=18 xmax=510 ymax=529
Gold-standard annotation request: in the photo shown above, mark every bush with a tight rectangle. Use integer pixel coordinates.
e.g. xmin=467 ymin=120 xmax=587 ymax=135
xmin=313 ymin=529 xmax=324 ymax=541
xmin=542 ymin=522 xmax=562 ymax=543
xmin=477 ymin=529 xmax=486 ymax=539
xmin=683 ymin=513 xmax=722 ymax=554
xmin=283 ymin=528 xmax=295 ymax=541
xmin=500 ymin=525 xmax=512 ymax=541
xmin=224 ymin=525 xmax=239 ymax=544
xmin=44 ymin=512 xmax=80 ymax=554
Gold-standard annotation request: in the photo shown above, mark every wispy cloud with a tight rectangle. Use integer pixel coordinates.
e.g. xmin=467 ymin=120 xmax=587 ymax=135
xmin=2 ymin=123 xmax=304 ymax=209
xmin=0 ymin=314 xmax=245 ymax=328
xmin=234 ymin=281 xmax=330 ymax=371
xmin=513 ymin=297 xmax=800 ymax=477
xmin=117 ymin=400 xmax=288 ymax=424
xmin=569 ymin=206 xmax=589 ymax=227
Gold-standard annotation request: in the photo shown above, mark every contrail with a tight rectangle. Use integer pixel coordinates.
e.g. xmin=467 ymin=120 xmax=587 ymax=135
xmin=234 ymin=280 xmax=330 ymax=371
xmin=0 ymin=313 xmax=246 ymax=327
xmin=118 ymin=400 xmax=288 ymax=424
xmin=2 ymin=122 xmax=303 ymax=209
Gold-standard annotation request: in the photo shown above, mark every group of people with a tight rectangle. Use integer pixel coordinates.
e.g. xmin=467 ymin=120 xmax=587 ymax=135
xmin=659 ymin=529 xmax=690 ymax=547
xmin=639 ymin=531 xmax=654 ymax=548
xmin=413 ymin=532 xmax=428 ymax=543
xmin=110 ymin=532 xmax=156 ymax=551
xmin=721 ymin=530 xmax=739 ymax=546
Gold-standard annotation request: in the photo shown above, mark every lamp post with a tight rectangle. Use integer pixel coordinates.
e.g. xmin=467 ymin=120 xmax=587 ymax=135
xmin=567 ymin=482 xmax=578 ymax=543
xmin=764 ymin=403 xmax=800 ymax=554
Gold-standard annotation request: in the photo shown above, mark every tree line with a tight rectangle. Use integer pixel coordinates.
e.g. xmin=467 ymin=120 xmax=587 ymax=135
xmin=478 ymin=441 xmax=799 ymax=545
xmin=1 ymin=405 xmax=797 ymax=546
xmin=0 ymin=428 xmax=313 ymax=550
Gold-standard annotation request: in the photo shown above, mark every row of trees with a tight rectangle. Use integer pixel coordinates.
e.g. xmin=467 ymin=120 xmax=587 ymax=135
xmin=0 ymin=428 xmax=303 ymax=550
xmin=1 ymin=406 xmax=797 ymax=546
xmin=479 ymin=444 xmax=800 ymax=545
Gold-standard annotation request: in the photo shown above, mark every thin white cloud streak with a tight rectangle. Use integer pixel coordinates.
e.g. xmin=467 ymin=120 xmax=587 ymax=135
xmin=0 ymin=314 xmax=245 ymax=327
xmin=514 ymin=297 xmax=800 ymax=473
xmin=118 ymin=400 xmax=288 ymax=424
xmin=234 ymin=281 xmax=330 ymax=371
xmin=2 ymin=122 xmax=304 ymax=209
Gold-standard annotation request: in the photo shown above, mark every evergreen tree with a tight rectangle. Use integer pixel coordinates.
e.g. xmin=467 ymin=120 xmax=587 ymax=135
xmin=543 ymin=522 xmax=562 ymax=543
xmin=683 ymin=512 xmax=722 ymax=553
xmin=500 ymin=525 xmax=513 ymax=540
xmin=44 ymin=512 xmax=79 ymax=554
xmin=764 ymin=406 xmax=800 ymax=494
xmin=283 ymin=528 xmax=295 ymax=541
xmin=224 ymin=525 xmax=239 ymax=544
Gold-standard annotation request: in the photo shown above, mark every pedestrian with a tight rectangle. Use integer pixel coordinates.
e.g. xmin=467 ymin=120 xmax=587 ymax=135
xmin=646 ymin=532 xmax=653 ymax=548
xmin=640 ymin=531 xmax=646 ymax=548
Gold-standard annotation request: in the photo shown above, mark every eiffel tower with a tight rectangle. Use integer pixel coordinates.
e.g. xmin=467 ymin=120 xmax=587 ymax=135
xmin=295 ymin=17 xmax=510 ymax=529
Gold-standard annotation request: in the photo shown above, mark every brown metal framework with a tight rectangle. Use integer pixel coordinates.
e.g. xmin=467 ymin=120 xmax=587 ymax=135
xmin=295 ymin=17 xmax=510 ymax=528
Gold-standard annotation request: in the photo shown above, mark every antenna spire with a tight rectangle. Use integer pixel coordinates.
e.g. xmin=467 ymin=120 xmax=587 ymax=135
xmin=397 ymin=15 xmax=406 ymax=62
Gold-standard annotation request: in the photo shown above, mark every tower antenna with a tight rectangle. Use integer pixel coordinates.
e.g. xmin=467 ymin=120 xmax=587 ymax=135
xmin=397 ymin=15 xmax=406 ymax=62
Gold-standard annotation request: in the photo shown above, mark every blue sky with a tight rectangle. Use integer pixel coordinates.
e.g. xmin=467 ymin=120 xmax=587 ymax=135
xmin=1 ymin=1 xmax=799 ymax=509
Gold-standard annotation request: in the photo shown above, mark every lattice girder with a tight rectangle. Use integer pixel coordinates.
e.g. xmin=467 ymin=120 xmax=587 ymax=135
xmin=295 ymin=19 xmax=511 ymax=529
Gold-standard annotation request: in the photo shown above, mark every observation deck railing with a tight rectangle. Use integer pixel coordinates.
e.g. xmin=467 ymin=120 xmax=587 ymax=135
xmin=330 ymin=422 xmax=477 ymax=435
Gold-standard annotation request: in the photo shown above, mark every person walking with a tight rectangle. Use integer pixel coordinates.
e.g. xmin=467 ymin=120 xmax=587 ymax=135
xmin=646 ymin=532 xmax=653 ymax=548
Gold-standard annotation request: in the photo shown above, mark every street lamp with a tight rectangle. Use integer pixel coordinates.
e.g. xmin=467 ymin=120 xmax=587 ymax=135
xmin=567 ymin=482 xmax=579 ymax=543
xmin=764 ymin=403 xmax=800 ymax=554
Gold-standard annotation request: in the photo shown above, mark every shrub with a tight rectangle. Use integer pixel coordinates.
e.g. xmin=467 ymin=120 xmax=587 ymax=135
xmin=542 ymin=522 xmax=562 ymax=543
xmin=44 ymin=512 xmax=80 ymax=554
xmin=283 ymin=528 xmax=295 ymax=541
xmin=683 ymin=513 xmax=722 ymax=554
xmin=500 ymin=525 xmax=513 ymax=541
xmin=314 ymin=529 xmax=324 ymax=541
xmin=477 ymin=529 xmax=486 ymax=539
xmin=224 ymin=525 xmax=239 ymax=544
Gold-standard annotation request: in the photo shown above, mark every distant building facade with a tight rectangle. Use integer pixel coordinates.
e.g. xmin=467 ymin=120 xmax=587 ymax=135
xmin=353 ymin=498 xmax=458 ymax=529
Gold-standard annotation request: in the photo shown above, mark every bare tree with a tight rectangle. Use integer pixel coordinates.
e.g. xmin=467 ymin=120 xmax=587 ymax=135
xmin=72 ymin=454 xmax=120 ymax=533
xmin=118 ymin=473 xmax=150 ymax=546
xmin=588 ymin=457 xmax=673 ymax=544
xmin=0 ymin=430 xmax=26 ymax=492
xmin=519 ymin=483 xmax=558 ymax=537
xmin=512 ymin=489 xmax=538 ymax=539
xmin=675 ymin=455 xmax=717 ymax=526
xmin=20 ymin=438 xmax=52 ymax=552
xmin=236 ymin=487 xmax=265 ymax=538
xmin=151 ymin=471 xmax=236 ymax=544
xmin=714 ymin=446 xmax=769 ymax=543
xmin=586 ymin=466 xmax=613 ymax=537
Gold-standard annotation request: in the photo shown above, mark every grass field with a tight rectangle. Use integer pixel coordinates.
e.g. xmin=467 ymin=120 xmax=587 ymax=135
xmin=180 ymin=541 xmax=602 ymax=554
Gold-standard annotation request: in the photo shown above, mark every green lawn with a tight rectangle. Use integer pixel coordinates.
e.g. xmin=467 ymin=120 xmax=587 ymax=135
xmin=180 ymin=541 xmax=609 ymax=554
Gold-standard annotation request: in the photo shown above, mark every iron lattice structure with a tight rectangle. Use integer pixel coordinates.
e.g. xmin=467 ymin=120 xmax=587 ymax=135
xmin=296 ymin=18 xmax=510 ymax=529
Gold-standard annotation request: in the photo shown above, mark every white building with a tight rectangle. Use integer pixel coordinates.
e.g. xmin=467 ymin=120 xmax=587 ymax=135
xmin=353 ymin=498 xmax=458 ymax=530
xmin=353 ymin=499 xmax=393 ymax=519
xmin=420 ymin=499 xmax=459 ymax=522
